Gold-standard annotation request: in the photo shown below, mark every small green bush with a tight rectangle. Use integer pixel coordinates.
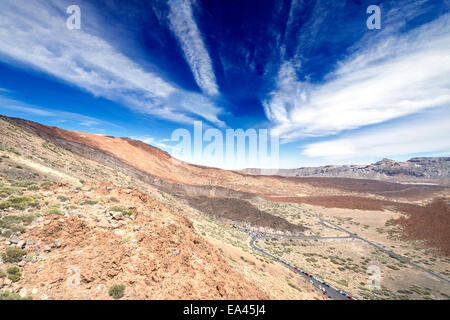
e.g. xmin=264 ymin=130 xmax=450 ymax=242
xmin=46 ymin=208 xmax=63 ymax=215
xmin=81 ymin=199 xmax=99 ymax=206
xmin=0 ymin=187 xmax=16 ymax=198
xmin=387 ymin=265 xmax=400 ymax=270
xmin=0 ymin=195 xmax=41 ymax=210
xmin=0 ymin=270 xmax=6 ymax=278
xmin=1 ymin=247 xmax=26 ymax=263
xmin=40 ymin=181 xmax=54 ymax=190
xmin=288 ymin=282 xmax=303 ymax=292
xmin=57 ymin=195 xmax=70 ymax=202
xmin=108 ymin=284 xmax=125 ymax=299
xmin=336 ymin=279 xmax=348 ymax=287
xmin=0 ymin=229 xmax=12 ymax=238
xmin=0 ymin=213 xmax=37 ymax=234
xmin=7 ymin=266 xmax=21 ymax=282
xmin=109 ymin=206 xmax=132 ymax=216
xmin=0 ymin=290 xmax=31 ymax=300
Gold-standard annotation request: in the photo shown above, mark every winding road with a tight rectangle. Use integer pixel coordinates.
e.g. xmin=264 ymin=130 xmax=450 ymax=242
xmin=230 ymin=204 xmax=450 ymax=300
xmin=232 ymin=225 xmax=354 ymax=300
xmin=296 ymin=205 xmax=450 ymax=285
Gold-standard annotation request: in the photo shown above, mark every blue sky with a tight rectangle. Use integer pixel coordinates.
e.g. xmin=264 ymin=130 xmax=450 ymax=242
xmin=0 ymin=0 xmax=449 ymax=169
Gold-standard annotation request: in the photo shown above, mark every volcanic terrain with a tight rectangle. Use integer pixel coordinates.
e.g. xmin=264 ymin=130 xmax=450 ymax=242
xmin=0 ymin=114 xmax=449 ymax=300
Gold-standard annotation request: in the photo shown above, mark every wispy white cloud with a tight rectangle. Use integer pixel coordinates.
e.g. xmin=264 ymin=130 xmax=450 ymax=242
xmin=131 ymin=136 xmax=155 ymax=144
xmin=0 ymin=0 xmax=224 ymax=126
xmin=264 ymin=11 xmax=450 ymax=142
xmin=167 ymin=0 xmax=219 ymax=96
xmin=301 ymin=107 xmax=450 ymax=162
xmin=263 ymin=60 xmax=304 ymax=124
xmin=141 ymin=137 xmax=156 ymax=145
xmin=153 ymin=141 xmax=172 ymax=150
xmin=0 ymin=95 xmax=116 ymax=128
xmin=131 ymin=135 xmax=174 ymax=151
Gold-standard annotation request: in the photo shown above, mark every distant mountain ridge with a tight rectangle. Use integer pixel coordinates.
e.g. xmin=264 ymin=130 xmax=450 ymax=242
xmin=241 ymin=157 xmax=450 ymax=186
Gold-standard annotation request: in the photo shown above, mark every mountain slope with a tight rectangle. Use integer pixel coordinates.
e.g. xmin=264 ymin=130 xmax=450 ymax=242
xmin=0 ymin=178 xmax=268 ymax=299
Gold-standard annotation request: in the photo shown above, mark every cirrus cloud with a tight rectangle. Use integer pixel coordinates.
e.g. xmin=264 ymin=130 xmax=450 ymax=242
xmin=265 ymin=12 xmax=450 ymax=142
xmin=0 ymin=0 xmax=224 ymax=127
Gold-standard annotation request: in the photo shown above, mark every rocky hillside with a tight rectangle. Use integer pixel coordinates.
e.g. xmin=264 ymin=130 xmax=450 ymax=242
xmin=243 ymin=158 xmax=450 ymax=186
xmin=0 ymin=177 xmax=268 ymax=299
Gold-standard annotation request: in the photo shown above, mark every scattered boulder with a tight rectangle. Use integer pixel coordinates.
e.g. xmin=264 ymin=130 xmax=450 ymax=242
xmin=19 ymin=288 xmax=28 ymax=297
xmin=16 ymin=240 xmax=26 ymax=249
xmin=110 ymin=222 xmax=119 ymax=229
xmin=53 ymin=240 xmax=61 ymax=248
xmin=112 ymin=212 xmax=124 ymax=220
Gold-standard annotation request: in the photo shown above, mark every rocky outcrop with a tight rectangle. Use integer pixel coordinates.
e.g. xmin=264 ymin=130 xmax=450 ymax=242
xmin=0 ymin=180 xmax=269 ymax=300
